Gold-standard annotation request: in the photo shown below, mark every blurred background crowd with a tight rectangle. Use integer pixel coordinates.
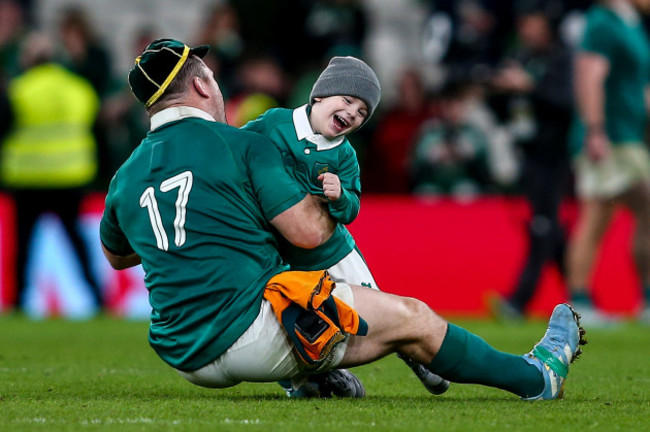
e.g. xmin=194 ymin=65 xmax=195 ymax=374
xmin=0 ymin=0 xmax=597 ymax=198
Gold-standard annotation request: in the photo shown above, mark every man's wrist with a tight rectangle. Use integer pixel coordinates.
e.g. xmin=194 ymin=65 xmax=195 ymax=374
xmin=585 ymin=123 xmax=604 ymax=134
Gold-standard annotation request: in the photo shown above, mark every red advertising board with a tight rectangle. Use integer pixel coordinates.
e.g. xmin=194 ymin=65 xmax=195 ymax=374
xmin=0 ymin=193 xmax=642 ymax=318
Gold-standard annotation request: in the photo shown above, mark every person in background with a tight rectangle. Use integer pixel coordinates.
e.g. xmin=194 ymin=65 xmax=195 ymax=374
xmin=424 ymin=0 xmax=513 ymax=84
xmin=489 ymin=0 xmax=574 ymax=320
xmin=192 ymin=1 xmax=243 ymax=96
xmin=0 ymin=0 xmax=25 ymax=81
xmin=225 ymin=55 xmax=287 ymax=127
xmin=100 ymin=27 xmax=157 ymax=177
xmin=58 ymin=5 xmax=111 ymax=99
xmin=365 ymin=67 xmax=432 ymax=194
xmin=568 ymin=0 xmax=650 ymax=324
xmin=303 ymin=0 xmax=367 ymax=61
xmin=409 ymin=80 xmax=492 ymax=199
xmin=58 ymin=5 xmax=114 ymax=189
xmin=0 ymin=32 xmax=102 ymax=313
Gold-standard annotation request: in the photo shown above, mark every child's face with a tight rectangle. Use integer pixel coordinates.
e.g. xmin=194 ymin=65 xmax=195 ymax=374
xmin=310 ymin=95 xmax=368 ymax=139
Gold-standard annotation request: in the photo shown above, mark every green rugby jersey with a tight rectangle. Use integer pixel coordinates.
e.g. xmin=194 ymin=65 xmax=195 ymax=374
xmin=569 ymin=5 xmax=650 ymax=155
xmin=242 ymin=105 xmax=360 ymax=270
xmin=100 ymin=108 xmax=305 ymax=371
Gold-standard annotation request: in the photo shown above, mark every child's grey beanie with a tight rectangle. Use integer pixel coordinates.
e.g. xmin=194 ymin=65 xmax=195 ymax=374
xmin=309 ymin=56 xmax=381 ymax=123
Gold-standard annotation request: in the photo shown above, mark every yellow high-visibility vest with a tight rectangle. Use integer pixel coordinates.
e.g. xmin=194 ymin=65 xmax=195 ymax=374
xmin=1 ymin=63 xmax=99 ymax=188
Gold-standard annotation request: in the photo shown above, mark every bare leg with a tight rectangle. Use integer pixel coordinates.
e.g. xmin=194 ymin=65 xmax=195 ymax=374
xmin=340 ymin=285 xmax=448 ymax=368
xmin=336 ymin=285 xmax=585 ymax=400
xmin=338 ymin=285 xmax=555 ymax=398
xmin=566 ymin=198 xmax=616 ymax=293
xmin=618 ymin=181 xmax=650 ymax=287
xmin=284 ymin=285 xmax=450 ymax=398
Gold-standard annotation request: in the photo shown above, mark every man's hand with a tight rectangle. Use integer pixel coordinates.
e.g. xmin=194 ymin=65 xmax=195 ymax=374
xmin=585 ymin=128 xmax=611 ymax=162
xmin=318 ymin=172 xmax=342 ymax=201
xmin=492 ymin=63 xmax=534 ymax=93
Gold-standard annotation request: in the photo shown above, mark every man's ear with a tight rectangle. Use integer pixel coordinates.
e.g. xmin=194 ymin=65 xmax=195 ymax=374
xmin=193 ymin=77 xmax=209 ymax=97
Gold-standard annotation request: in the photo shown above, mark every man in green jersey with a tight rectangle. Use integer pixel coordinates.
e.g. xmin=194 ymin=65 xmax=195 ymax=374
xmin=242 ymin=57 xmax=449 ymax=396
xmin=101 ymin=39 xmax=586 ymax=401
xmin=568 ymin=0 xmax=650 ymax=324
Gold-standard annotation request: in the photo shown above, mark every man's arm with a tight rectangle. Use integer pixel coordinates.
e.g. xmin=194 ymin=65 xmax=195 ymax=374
xmin=101 ymin=243 xmax=141 ymax=270
xmin=270 ymin=195 xmax=336 ymax=249
xmin=574 ymin=52 xmax=610 ymax=161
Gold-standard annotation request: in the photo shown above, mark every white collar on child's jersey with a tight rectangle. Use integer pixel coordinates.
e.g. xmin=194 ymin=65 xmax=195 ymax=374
xmin=150 ymin=106 xmax=216 ymax=131
xmin=293 ymin=104 xmax=345 ymax=151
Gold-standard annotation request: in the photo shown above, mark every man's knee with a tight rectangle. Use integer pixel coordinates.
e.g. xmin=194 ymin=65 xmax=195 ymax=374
xmin=348 ymin=286 xmax=447 ymax=341
xmin=396 ymin=296 xmax=444 ymax=327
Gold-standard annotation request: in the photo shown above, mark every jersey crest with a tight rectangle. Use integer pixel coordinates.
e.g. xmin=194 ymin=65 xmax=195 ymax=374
xmin=312 ymin=162 xmax=334 ymax=185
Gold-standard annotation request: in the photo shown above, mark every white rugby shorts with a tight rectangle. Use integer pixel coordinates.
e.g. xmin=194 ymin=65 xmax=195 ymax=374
xmin=575 ymin=144 xmax=650 ymax=199
xmin=175 ymin=282 xmax=354 ymax=388
xmin=327 ymin=249 xmax=379 ymax=291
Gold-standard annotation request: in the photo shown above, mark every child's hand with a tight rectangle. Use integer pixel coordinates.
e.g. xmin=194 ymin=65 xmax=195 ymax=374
xmin=318 ymin=172 xmax=342 ymax=201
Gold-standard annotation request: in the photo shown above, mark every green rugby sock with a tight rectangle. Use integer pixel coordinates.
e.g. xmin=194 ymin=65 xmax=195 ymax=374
xmin=427 ymin=324 xmax=544 ymax=398
xmin=571 ymin=290 xmax=591 ymax=307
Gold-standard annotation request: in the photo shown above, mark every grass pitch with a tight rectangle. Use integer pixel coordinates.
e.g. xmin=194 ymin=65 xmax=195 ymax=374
xmin=1 ymin=314 xmax=649 ymax=432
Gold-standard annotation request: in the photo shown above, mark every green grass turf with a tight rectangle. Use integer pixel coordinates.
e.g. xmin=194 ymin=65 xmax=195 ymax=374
xmin=1 ymin=314 xmax=649 ymax=432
